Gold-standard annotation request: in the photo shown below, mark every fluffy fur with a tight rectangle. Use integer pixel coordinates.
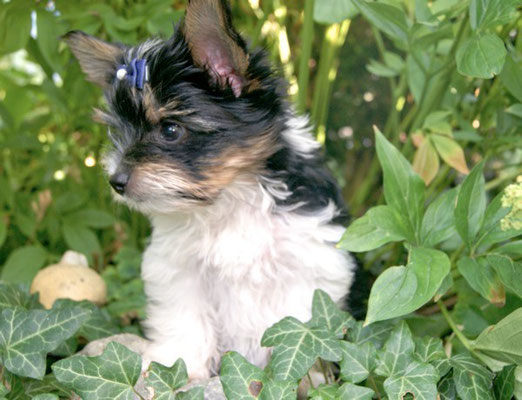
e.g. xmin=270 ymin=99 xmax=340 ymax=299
xmin=66 ymin=0 xmax=356 ymax=379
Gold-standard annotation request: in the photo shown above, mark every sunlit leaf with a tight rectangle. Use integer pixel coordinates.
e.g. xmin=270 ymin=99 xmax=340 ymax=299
xmin=430 ymin=134 xmax=469 ymax=174
xmin=413 ymin=137 xmax=440 ymax=185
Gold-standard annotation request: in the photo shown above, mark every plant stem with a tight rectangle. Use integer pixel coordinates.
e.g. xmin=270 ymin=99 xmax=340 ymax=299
xmin=296 ymin=0 xmax=315 ymax=113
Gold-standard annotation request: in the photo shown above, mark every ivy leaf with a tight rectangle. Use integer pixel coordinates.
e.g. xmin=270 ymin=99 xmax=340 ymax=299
xmin=374 ymin=321 xmax=415 ymax=377
xmin=365 ymin=247 xmax=450 ymax=325
xmin=421 ymin=188 xmax=458 ymax=247
xmin=31 ymin=394 xmax=59 ymax=400
xmin=339 ymin=341 xmax=376 ymax=383
xmin=220 ymin=352 xmax=297 ymax=400
xmin=145 ymin=359 xmax=202 ymax=400
xmin=456 ymin=33 xmax=507 ymax=79
xmin=383 ymin=361 xmax=439 ymax=400
xmin=473 ymin=308 xmax=522 ymax=365
xmin=336 ymin=383 xmax=374 ymax=400
xmin=52 ymin=342 xmax=142 ymax=400
xmin=457 ymin=257 xmax=505 ymax=306
xmin=308 ymin=383 xmax=339 ymax=399
xmin=339 ymin=205 xmax=409 ymax=251
xmin=0 ymin=306 xmax=91 ymax=379
xmin=438 ymin=372 xmax=457 ymax=400
xmin=0 ymin=282 xmax=40 ymax=310
xmin=454 ymin=161 xmax=486 ymax=247
xmin=493 ymin=364 xmax=516 ymax=400
xmin=349 ymin=320 xmax=395 ymax=349
xmin=374 ymin=127 xmax=425 ymax=244
xmin=261 ymin=317 xmax=341 ymax=381
xmin=413 ymin=336 xmax=445 ymax=363
xmin=309 ymin=289 xmax=355 ymax=338
xmin=450 ymin=354 xmax=494 ymax=400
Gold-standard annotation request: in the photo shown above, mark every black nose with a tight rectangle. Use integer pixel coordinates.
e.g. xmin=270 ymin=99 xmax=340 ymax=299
xmin=109 ymin=171 xmax=129 ymax=195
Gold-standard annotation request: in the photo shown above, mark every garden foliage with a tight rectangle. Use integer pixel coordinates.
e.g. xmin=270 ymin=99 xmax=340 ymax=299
xmin=0 ymin=0 xmax=522 ymax=399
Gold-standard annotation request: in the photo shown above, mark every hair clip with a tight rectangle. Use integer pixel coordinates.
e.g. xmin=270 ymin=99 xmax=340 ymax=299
xmin=116 ymin=58 xmax=148 ymax=90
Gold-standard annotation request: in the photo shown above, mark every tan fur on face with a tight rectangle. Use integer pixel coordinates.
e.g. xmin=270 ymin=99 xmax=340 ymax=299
xmin=65 ymin=32 xmax=122 ymax=88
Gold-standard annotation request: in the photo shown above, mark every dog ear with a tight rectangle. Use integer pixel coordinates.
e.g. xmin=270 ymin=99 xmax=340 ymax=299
xmin=183 ymin=0 xmax=249 ymax=97
xmin=64 ymin=31 xmax=123 ymax=88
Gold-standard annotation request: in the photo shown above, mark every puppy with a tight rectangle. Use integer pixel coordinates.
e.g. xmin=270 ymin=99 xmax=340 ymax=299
xmin=66 ymin=0 xmax=355 ymax=380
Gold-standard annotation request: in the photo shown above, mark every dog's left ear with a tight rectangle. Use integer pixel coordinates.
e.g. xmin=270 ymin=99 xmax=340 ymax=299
xmin=183 ymin=0 xmax=249 ymax=97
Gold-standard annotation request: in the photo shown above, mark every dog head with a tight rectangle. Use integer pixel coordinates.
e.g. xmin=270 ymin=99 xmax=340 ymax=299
xmin=66 ymin=0 xmax=286 ymax=214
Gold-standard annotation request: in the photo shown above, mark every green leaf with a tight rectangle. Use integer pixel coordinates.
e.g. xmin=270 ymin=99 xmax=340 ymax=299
xmin=67 ymin=209 xmax=116 ymax=229
xmin=450 ymin=354 xmax=494 ymax=400
xmin=457 ymin=257 xmax=505 ymax=306
xmin=31 ymin=394 xmax=59 ymax=400
xmin=338 ymin=206 xmax=408 ymax=252
xmin=438 ymin=373 xmax=457 ymax=400
xmin=313 ymin=0 xmax=358 ymax=24
xmin=0 ymin=215 xmax=6 ymax=249
xmin=176 ymin=387 xmax=204 ymax=400
xmin=486 ymin=255 xmax=522 ymax=298
xmin=383 ymin=361 xmax=439 ymax=400
xmin=374 ymin=321 xmax=415 ymax=377
xmin=309 ymin=289 xmax=355 ymax=338
xmin=0 ymin=282 xmax=39 ymax=310
xmin=506 ymin=104 xmax=522 ymax=119
xmin=339 ymin=341 xmax=376 ymax=383
xmin=351 ymin=0 xmax=409 ymax=44
xmin=500 ymin=54 xmax=522 ymax=103
xmin=261 ymin=317 xmax=341 ymax=381
xmin=374 ymin=127 xmax=425 ymax=244
xmin=349 ymin=320 xmax=396 ymax=349
xmin=220 ymin=352 xmax=297 ymax=400
xmin=421 ymin=188 xmax=458 ymax=247
xmin=456 ymin=33 xmax=507 ymax=79
xmin=308 ymin=383 xmax=339 ymax=400
xmin=469 ymin=0 xmax=519 ymax=31
xmin=62 ymin=218 xmax=102 ymax=259
xmin=454 ymin=161 xmax=486 ymax=247
xmin=336 ymin=383 xmax=374 ymax=400
xmin=0 ymin=306 xmax=91 ymax=379
xmin=413 ymin=336 xmax=446 ymax=364
xmin=0 ymin=2 xmax=31 ymax=55
xmin=365 ymin=247 xmax=450 ymax=325
xmin=145 ymin=359 xmax=189 ymax=400
xmin=474 ymin=308 xmax=522 ymax=365
xmin=493 ymin=364 xmax=516 ymax=400
xmin=52 ymin=342 xmax=142 ymax=400
xmin=1 ymin=245 xmax=48 ymax=284
xmin=36 ymin=10 xmax=65 ymax=74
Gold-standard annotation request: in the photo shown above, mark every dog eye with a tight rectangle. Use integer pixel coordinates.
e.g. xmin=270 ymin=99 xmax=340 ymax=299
xmin=161 ymin=123 xmax=184 ymax=142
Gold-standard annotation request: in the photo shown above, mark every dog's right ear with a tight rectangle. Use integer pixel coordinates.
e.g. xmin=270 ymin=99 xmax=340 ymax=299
xmin=64 ymin=31 xmax=124 ymax=88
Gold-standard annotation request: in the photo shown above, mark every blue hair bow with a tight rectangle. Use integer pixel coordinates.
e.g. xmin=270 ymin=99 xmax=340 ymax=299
xmin=116 ymin=58 xmax=148 ymax=90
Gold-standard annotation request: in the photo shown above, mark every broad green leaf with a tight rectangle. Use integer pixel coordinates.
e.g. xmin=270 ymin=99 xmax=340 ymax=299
xmin=0 ymin=306 xmax=90 ymax=379
xmin=22 ymin=373 xmax=72 ymax=398
xmin=374 ymin=128 xmax=425 ymax=243
xmin=422 ymin=110 xmax=453 ymax=135
xmin=1 ymin=246 xmax=48 ymax=284
xmin=469 ymin=0 xmax=519 ymax=31
xmin=375 ymin=321 xmax=415 ymax=377
xmin=313 ymin=0 xmax=358 ymax=24
xmin=486 ymin=255 xmax=522 ymax=298
xmin=62 ymin=218 xmax=102 ymax=259
xmin=309 ymin=289 xmax=355 ymax=338
xmin=506 ymin=104 xmax=522 ymax=119
xmin=414 ymin=0 xmax=434 ymax=23
xmin=421 ymin=188 xmax=458 ymax=247
xmin=495 ymin=240 xmax=522 ymax=258
xmin=220 ymin=352 xmax=296 ymax=400
xmin=339 ymin=341 xmax=376 ymax=383
xmin=336 ymin=383 xmax=374 ymax=400
xmin=430 ymin=134 xmax=469 ymax=174
xmin=145 ymin=359 xmax=189 ymax=400
xmin=338 ymin=206 xmax=408 ymax=252
xmin=68 ymin=209 xmax=116 ymax=229
xmin=365 ymin=247 xmax=450 ymax=325
xmin=176 ymin=387 xmax=205 ymax=400
xmin=0 ymin=282 xmax=40 ymax=310
xmin=474 ymin=308 xmax=522 ymax=365
xmin=493 ymin=364 xmax=516 ymax=400
xmin=406 ymin=50 xmax=437 ymax=103
xmin=456 ymin=33 xmax=507 ymax=79
xmin=457 ymin=257 xmax=505 ymax=306
xmin=0 ymin=2 xmax=31 ymax=55
xmin=31 ymin=394 xmax=59 ymax=400
xmin=367 ymin=59 xmax=400 ymax=77
xmin=349 ymin=320 xmax=395 ymax=349
xmin=261 ymin=317 xmax=341 ymax=381
xmin=351 ymin=0 xmax=409 ymax=44
xmin=0 ymin=215 xmax=6 ymax=249
xmin=454 ymin=161 xmax=486 ymax=247
xmin=515 ymin=366 xmax=522 ymax=400
xmin=438 ymin=373 xmax=457 ymax=400
xmin=36 ymin=10 xmax=65 ymax=74
xmin=500 ymin=55 xmax=522 ymax=103
xmin=413 ymin=137 xmax=439 ymax=185
xmin=413 ymin=336 xmax=446 ymax=364
xmin=383 ymin=361 xmax=439 ymax=400
xmin=52 ymin=342 xmax=142 ymax=400
xmin=308 ymin=383 xmax=339 ymax=400
xmin=451 ymin=354 xmax=494 ymax=400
